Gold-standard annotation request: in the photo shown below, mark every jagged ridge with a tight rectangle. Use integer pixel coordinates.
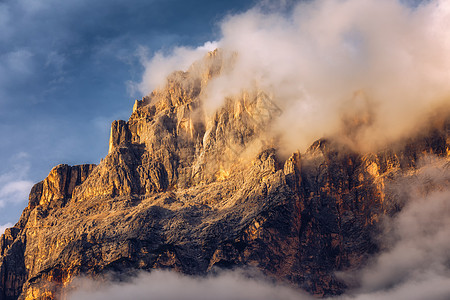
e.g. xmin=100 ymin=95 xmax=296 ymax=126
xmin=0 ymin=50 xmax=449 ymax=300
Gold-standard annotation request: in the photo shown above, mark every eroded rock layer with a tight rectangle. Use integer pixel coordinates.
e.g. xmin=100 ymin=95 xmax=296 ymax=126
xmin=1 ymin=50 xmax=449 ymax=299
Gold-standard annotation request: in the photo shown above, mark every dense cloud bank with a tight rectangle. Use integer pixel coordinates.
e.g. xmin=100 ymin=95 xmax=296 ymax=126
xmin=338 ymin=157 xmax=450 ymax=300
xmin=139 ymin=0 xmax=450 ymax=153
xmin=68 ymin=269 xmax=312 ymax=300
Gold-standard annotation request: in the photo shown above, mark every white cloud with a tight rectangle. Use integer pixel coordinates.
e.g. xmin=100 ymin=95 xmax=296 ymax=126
xmin=0 ymin=222 xmax=13 ymax=236
xmin=68 ymin=269 xmax=313 ymax=300
xmin=138 ymin=0 xmax=450 ymax=153
xmin=340 ymin=274 xmax=450 ymax=300
xmin=197 ymin=41 xmax=219 ymax=52
xmin=0 ymin=152 xmax=33 ymax=208
xmin=338 ymin=157 xmax=450 ymax=300
xmin=0 ymin=180 xmax=33 ymax=208
xmin=137 ymin=40 xmax=219 ymax=95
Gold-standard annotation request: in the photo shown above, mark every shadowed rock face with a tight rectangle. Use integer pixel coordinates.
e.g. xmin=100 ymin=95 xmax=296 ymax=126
xmin=1 ymin=51 xmax=449 ymax=300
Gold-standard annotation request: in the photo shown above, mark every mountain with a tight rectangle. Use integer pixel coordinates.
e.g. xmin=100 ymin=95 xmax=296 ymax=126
xmin=1 ymin=50 xmax=449 ymax=300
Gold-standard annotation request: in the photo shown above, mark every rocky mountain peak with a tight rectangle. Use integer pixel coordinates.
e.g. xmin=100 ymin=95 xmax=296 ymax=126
xmin=0 ymin=50 xmax=449 ymax=300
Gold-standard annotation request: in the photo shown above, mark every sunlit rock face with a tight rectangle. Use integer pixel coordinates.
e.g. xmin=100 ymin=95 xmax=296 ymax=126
xmin=0 ymin=164 xmax=96 ymax=300
xmin=0 ymin=51 xmax=449 ymax=300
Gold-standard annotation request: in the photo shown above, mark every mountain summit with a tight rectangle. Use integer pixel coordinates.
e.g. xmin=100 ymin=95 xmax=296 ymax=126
xmin=1 ymin=50 xmax=449 ymax=300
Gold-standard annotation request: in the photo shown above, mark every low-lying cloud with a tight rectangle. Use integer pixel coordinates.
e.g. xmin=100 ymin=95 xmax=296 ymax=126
xmin=138 ymin=0 xmax=450 ymax=153
xmin=68 ymin=269 xmax=312 ymax=300
xmin=337 ymin=156 xmax=450 ymax=300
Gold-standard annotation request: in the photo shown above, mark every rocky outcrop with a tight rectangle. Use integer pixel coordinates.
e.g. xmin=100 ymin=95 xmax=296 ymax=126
xmin=0 ymin=164 xmax=95 ymax=300
xmin=0 ymin=50 xmax=449 ymax=299
xmin=0 ymin=228 xmax=25 ymax=300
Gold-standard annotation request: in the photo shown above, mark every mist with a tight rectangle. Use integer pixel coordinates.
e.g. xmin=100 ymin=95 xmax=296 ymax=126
xmin=137 ymin=41 xmax=218 ymax=96
xmin=68 ymin=269 xmax=312 ymax=300
xmin=337 ymin=156 xmax=450 ymax=300
xmin=138 ymin=0 xmax=450 ymax=153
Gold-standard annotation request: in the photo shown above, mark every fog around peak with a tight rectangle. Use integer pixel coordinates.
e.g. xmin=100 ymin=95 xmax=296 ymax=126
xmin=138 ymin=0 xmax=450 ymax=153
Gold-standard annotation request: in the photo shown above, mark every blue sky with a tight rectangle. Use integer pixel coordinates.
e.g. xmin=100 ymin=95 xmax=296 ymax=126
xmin=0 ymin=0 xmax=257 ymax=228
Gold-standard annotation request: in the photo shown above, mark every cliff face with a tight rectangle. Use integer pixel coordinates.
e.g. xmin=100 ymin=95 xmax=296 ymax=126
xmin=1 ymin=50 xmax=449 ymax=300
xmin=0 ymin=164 xmax=96 ymax=300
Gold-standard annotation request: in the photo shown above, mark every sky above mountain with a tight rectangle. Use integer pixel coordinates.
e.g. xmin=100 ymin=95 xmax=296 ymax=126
xmin=0 ymin=0 xmax=257 ymax=228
